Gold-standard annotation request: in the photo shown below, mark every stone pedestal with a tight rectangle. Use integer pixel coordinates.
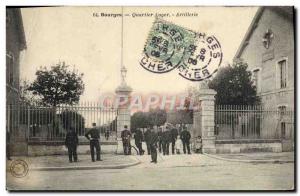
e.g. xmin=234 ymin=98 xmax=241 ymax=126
xmin=194 ymin=87 xmax=217 ymax=154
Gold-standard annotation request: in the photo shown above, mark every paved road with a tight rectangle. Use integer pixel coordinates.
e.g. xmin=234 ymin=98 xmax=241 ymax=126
xmin=7 ymin=154 xmax=294 ymax=191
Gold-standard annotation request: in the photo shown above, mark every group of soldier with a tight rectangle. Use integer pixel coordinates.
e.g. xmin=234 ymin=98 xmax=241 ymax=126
xmin=64 ymin=122 xmax=193 ymax=164
xmin=65 ymin=122 xmax=102 ymax=163
xmin=121 ymin=124 xmax=192 ymax=164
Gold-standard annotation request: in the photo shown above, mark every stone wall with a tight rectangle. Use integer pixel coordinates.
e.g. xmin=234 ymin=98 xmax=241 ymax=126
xmin=215 ymin=139 xmax=282 ymax=153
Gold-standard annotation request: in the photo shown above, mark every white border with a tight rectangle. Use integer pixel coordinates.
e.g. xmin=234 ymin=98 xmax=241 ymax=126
xmin=0 ymin=1 xmax=298 ymax=196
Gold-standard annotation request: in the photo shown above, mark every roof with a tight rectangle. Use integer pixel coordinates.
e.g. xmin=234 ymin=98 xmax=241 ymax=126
xmin=234 ymin=6 xmax=293 ymax=60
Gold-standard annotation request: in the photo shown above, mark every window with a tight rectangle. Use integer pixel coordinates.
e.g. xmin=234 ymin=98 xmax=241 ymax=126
xmin=278 ymin=105 xmax=286 ymax=115
xmin=278 ymin=59 xmax=287 ymax=89
xmin=252 ymin=69 xmax=259 ymax=87
xmin=278 ymin=106 xmax=287 ymax=139
xmin=6 ymin=53 xmax=14 ymax=85
xmin=252 ymin=68 xmax=260 ymax=93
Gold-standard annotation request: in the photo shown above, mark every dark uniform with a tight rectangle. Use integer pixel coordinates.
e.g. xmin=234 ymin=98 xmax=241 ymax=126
xmin=121 ymin=128 xmax=132 ymax=155
xmin=85 ymin=126 xmax=101 ymax=162
xmin=161 ymin=129 xmax=171 ymax=155
xmin=170 ymin=128 xmax=178 ymax=154
xmin=65 ymin=129 xmax=79 ymax=162
xmin=144 ymin=129 xmax=151 ymax=155
xmin=134 ymin=129 xmax=144 ymax=155
xmin=180 ymin=129 xmax=191 ymax=154
xmin=157 ymin=129 xmax=163 ymax=153
xmin=105 ymin=130 xmax=110 ymax=140
xmin=149 ymin=130 xmax=158 ymax=163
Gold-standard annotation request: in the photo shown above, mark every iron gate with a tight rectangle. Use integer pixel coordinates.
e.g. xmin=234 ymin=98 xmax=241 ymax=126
xmin=7 ymin=103 xmax=118 ymax=142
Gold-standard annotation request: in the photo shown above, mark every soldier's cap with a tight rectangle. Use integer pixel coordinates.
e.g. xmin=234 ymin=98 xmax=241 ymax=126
xmin=124 ymin=125 xmax=128 ymax=128
xmin=92 ymin=123 xmax=96 ymax=126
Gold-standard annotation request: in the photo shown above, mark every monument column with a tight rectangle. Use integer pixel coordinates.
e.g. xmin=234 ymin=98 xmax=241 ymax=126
xmin=194 ymin=82 xmax=217 ymax=153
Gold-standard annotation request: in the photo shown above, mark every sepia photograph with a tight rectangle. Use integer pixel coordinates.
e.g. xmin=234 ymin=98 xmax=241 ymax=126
xmin=5 ymin=6 xmax=295 ymax=191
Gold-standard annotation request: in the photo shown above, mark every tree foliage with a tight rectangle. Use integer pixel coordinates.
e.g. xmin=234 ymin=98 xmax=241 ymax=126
xmin=148 ymin=108 xmax=167 ymax=127
xmin=28 ymin=62 xmax=84 ymax=106
xmin=131 ymin=108 xmax=167 ymax=130
xmin=59 ymin=110 xmax=85 ymax=134
xmin=19 ymin=79 xmax=43 ymax=105
xmin=131 ymin=111 xmax=149 ymax=130
xmin=208 ymin=61 xmax=260 ymax=105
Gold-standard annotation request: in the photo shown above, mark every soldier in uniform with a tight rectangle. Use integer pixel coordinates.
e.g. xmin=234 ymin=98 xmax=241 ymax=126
xmin=85 ymin=123 xmax=102 ymax=162
xmin=161 ymin=126 xmax=171 ymax=155
xmin=65 ymin=127 xmax=79 ymax=163
xmin=149 ymin=126 xmax=158 ymax=163
xmin=170 ymin=126 xmax=179 ymax=155
xmin=157 ymin=127 xmax=163 ymax=153
xmin=104 ymin=129 xmax=110 ymax=140
xmin=121 ymin=125 xmax=132 ymax=155
xmin=180 ymin=127 xmax=191 ymax=154
xmin=144 ymin=128 xmax=151 ymax=155
xmin=134 ymin=128 xmax=144 ymax=155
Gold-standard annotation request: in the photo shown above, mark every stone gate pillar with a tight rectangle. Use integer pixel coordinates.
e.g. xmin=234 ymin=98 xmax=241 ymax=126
xmin=115 ymin=66 xmax=132 ymax=138
xmin=194 ymin=82 xmax=217 ymax=154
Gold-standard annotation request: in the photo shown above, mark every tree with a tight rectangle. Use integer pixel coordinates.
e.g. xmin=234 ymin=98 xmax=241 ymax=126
xmin=59 ymin=110 xmax=85 ymax=135
xmin=28 ymin=62 xmax=84 ymax=106
xmin=131 ymin=112 xmax=149 ymax=131
xmin=19 ymin=79 xmax=43 ymax=105
xmin=131 ymin=109 xmax=167 ymax=130
xmin=208 ymin=61 xmax=260 ymax=105
xmin=148 ymin=108 xmax=167 ymax=127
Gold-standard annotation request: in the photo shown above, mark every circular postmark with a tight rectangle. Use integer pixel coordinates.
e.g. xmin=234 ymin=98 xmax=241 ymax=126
xmin=140 ymin=19 xmax=223 ymax=81
xmin=177 ymin=33 xmax=223 ymax=81
xmin=10 ymin=159 xmax=29 ymax=178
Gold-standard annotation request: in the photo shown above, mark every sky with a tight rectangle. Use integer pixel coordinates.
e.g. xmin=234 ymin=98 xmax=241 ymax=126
xmin=20 ymin=6 xmax=258 ymax=102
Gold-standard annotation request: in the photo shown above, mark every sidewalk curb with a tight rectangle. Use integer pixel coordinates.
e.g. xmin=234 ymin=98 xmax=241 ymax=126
xmin=203 ymin=153 xmax=294 ymax=164
xmin=30 ymin=156 xmax=141 ymax=171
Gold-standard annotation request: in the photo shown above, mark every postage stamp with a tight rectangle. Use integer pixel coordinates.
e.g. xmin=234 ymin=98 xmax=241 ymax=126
xmin=140 ymin=18 xmax=195 ymax=74
xmin=140 ymin=18 xmax=222 ymax=81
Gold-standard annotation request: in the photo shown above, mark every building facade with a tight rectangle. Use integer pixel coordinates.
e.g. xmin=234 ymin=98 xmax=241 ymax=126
xmin=234 ymin=7 xmax=294 ymax=149
xmin=6 ymin=8 xmax=27 ymax=155
xmin=234 ymin=7 xmax=294 ymax=110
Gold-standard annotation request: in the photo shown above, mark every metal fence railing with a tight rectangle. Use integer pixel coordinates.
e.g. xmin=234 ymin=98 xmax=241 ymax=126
xmin=6 ymin=103 xmax=118 ymax=142
xmin=215 ymin=105 xmax=294 ymax=140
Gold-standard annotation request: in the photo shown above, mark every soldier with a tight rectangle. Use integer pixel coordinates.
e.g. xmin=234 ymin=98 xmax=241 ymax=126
xmin=105 ymin=129 xmax=110 ymax=141
xmin=180 ymin=127 xmax=191 ymax=154
xmin=149 ymin=126 xmax=158 ymax=163
xmin=170 ymin=126 xmax=178 ymax=155
xmin=85 ymin=123 xmax=102 ymax=162
xmin=157 ymin=127 xmax=163 ymax=153
xmin=144 ymin=128 xmax=151 ymax=155
xmin=121 ymin=125 xmax=132 ymax=155
xmin=134 ymin=128 xmax=144 ymax=155
xmin=65 ymin=127 xmax=79 ymax=163
xmin=161 ymin=126 xmax=171 ymax=155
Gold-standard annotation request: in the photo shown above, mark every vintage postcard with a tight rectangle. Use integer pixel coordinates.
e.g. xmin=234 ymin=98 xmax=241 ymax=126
xmin=6 ymin=6 xmax=295 ymax=191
